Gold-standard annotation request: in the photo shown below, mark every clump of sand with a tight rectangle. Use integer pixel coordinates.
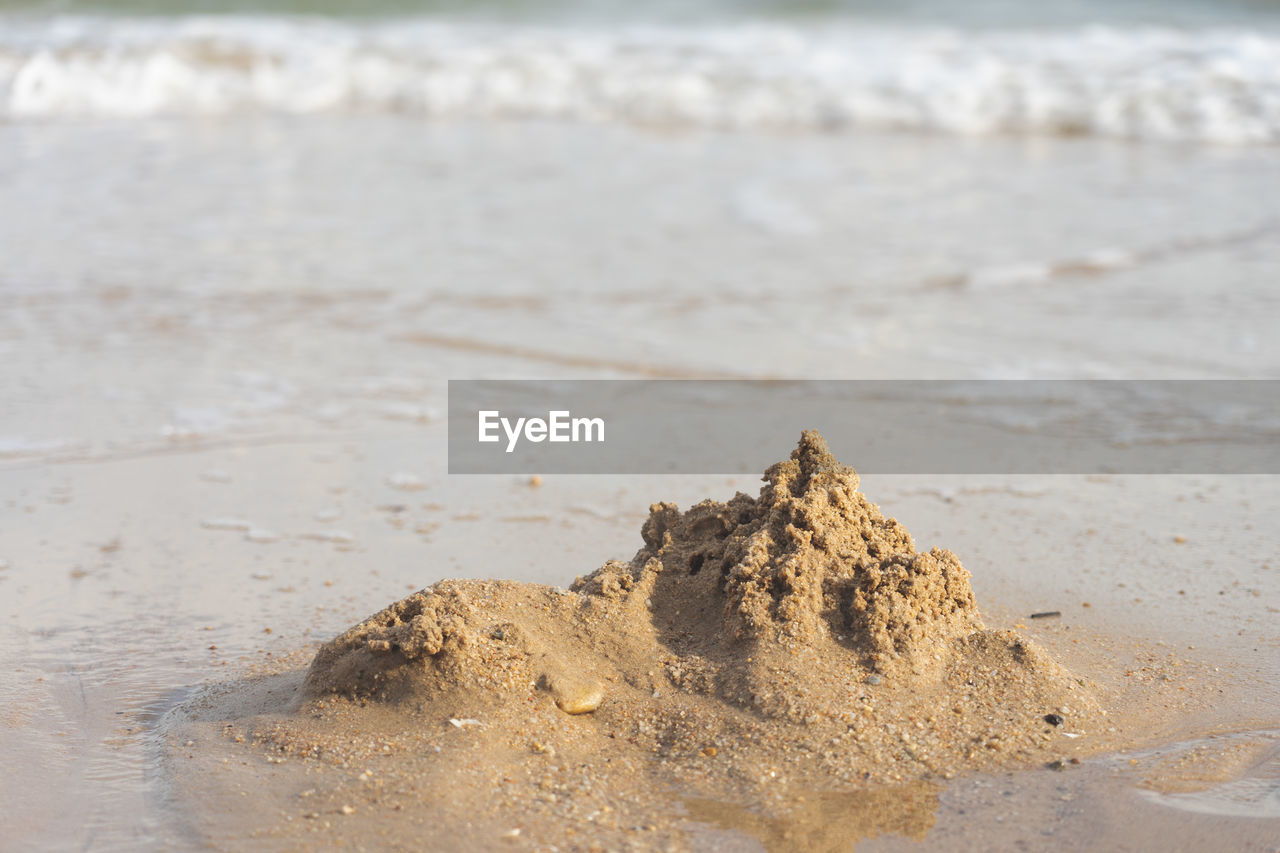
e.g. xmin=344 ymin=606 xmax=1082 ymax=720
xmin=631 ymin=430 xmax=978 ymax=676
xmin=168 ymin=433 xmax=1240 ymax=850
xmin=216 ymin=432 xmax=1105 ymax=849
xmin=306 ymin=431 xmax=1093 ymax=731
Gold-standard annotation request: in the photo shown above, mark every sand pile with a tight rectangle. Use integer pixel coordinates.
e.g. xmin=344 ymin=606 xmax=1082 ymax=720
xmin=198 ymin=432 xmax=1106 ymax=849
xmin=624 ymin=430 xmax=978 ymax=675
xmin=305 ymin=431 xmax=1096 ymax=743
xmin=166 ymin=434 xmax=1241 ymax=850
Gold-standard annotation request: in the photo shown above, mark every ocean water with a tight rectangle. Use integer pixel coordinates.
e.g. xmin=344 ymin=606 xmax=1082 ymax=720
xmin=1 ymin=0 xmax=1280 ymax=142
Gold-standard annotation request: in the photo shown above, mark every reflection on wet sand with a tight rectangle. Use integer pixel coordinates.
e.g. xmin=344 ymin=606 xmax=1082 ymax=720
xmin=684 ymin=780 xmax=940 ymax=852
xmin=1134 ymin=729 xmax=1280 ymax=819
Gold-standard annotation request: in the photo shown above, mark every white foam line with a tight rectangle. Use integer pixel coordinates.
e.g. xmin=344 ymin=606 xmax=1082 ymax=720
xmin=2 ymin=16 xmax=1279 ymax=144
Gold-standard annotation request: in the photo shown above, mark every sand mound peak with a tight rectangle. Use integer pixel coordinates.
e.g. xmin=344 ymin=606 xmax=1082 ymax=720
xmin=622 ymin=429 xmax=979 ymax=677
xmin=766 ymin=428 xmax=857 ymax=495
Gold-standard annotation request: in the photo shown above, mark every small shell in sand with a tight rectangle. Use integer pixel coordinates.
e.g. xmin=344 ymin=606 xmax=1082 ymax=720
xmin=553 ymin=682 xmax=604 ymax=715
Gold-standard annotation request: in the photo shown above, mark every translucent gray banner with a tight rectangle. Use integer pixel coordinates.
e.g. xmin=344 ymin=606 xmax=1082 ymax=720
xmin=447 ymin=380 xmax=1280 ymax=474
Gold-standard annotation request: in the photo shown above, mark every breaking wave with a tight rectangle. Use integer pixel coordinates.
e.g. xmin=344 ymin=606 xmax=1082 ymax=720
xmin=2 ymin=15 xmax=1279 ymax=143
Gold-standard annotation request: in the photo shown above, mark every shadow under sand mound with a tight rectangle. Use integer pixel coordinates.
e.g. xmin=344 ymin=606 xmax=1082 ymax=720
xmin=684 ymin=781 xmax=941 ymax=853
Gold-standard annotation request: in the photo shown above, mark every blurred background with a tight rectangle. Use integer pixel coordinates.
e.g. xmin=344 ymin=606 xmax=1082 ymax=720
xmin=2 ymin=0 xmax=1279 ymax=848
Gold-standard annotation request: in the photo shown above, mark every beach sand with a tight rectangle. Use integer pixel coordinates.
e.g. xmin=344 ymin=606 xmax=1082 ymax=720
xmin=1 ymin=117 xmax=1278 ymax=849
xmin=159 ymin=434 xmax=1278 ymax=850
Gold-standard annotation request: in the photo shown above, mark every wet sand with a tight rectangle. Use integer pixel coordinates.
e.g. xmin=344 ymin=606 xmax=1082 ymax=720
xmin=1 ymin=118 xmax=1278 ymax=850
xmin=3 ymin=436 xmax=1277 ymax=849
xmin=155 ymin=438 xmax=1279 ymax=850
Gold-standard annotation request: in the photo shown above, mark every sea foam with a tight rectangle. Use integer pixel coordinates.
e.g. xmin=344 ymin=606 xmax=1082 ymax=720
xmin=1 ymin=16 xmax=1278 ymax=143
